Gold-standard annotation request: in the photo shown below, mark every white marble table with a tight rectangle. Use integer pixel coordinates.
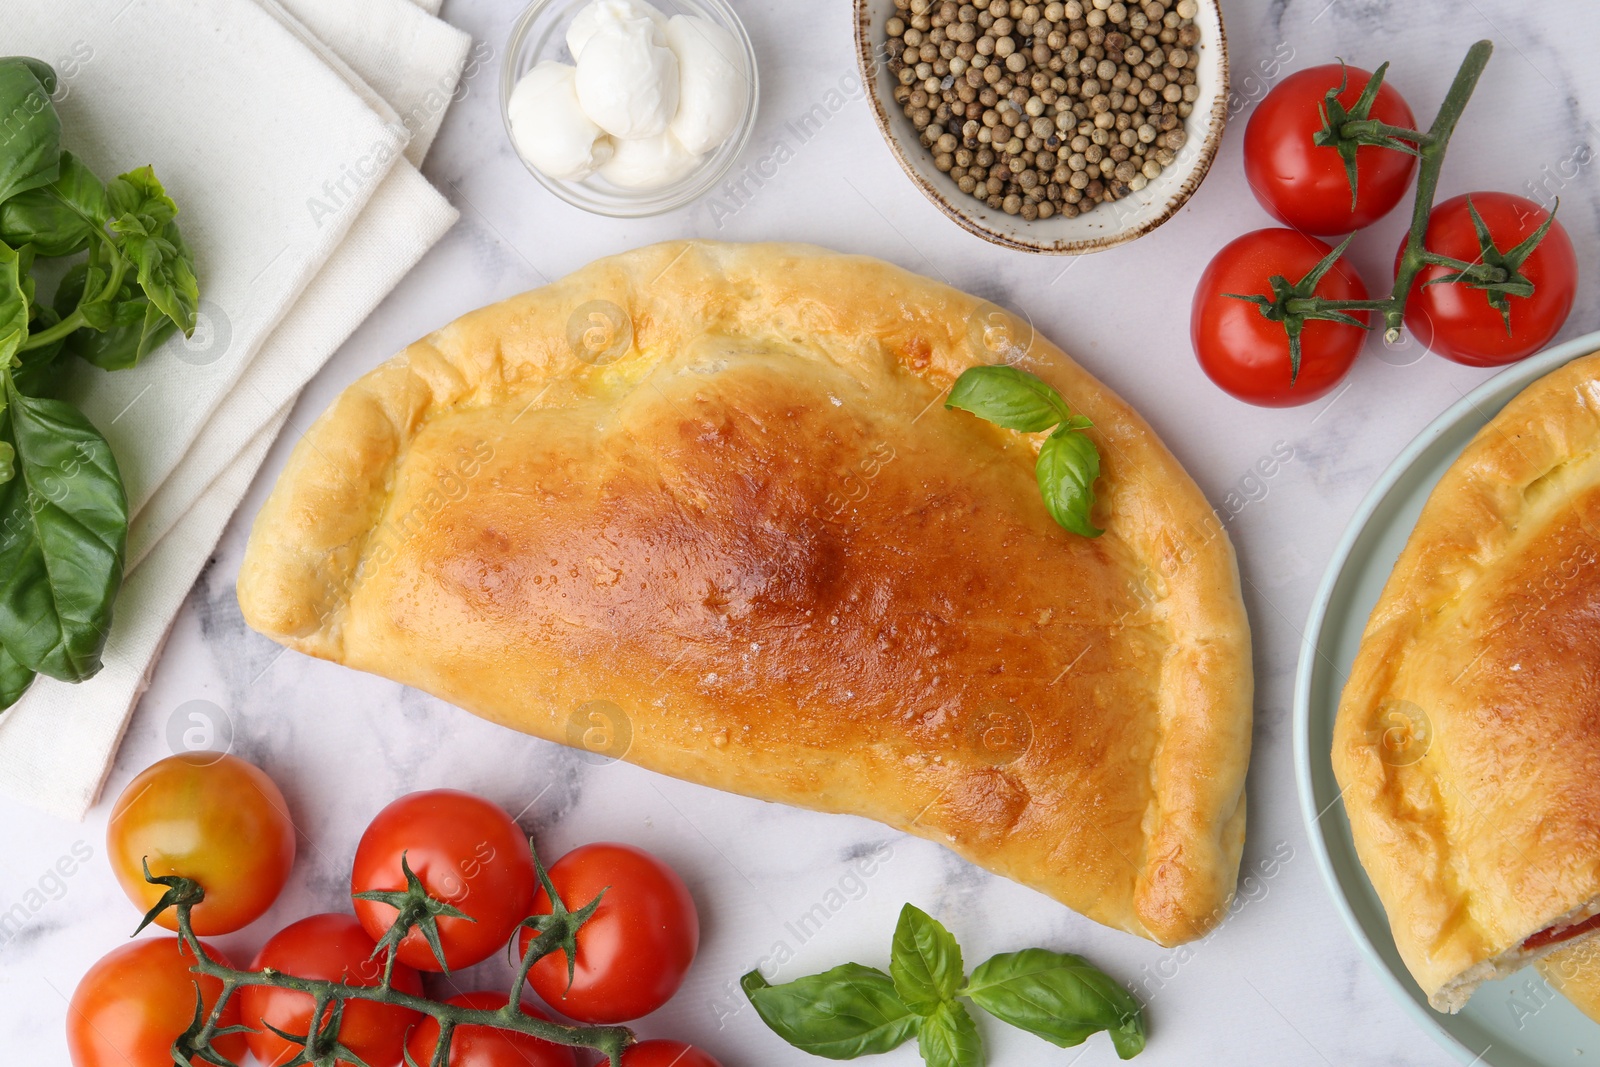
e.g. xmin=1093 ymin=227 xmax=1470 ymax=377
xmin=5 ymin=1 xmax=1599 ymax=1063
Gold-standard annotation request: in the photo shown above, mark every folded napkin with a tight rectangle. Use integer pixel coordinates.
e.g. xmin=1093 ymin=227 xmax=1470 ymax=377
xmin=0 ymin=0 xmax=468 ymax=820
xmin=275 ymin=0 xmax=473 ymax=166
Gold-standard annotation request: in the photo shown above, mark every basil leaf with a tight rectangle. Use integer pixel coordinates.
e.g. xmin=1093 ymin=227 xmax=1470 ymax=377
xmin=139 ymin=220 xmax=198 ymax=335
xmin=0 ymin=641 xmax=34 ymax=712
xmin=50 ymin=152 xmax=109 ymax=225
xmin=890 ymin=904 xmax=965 ymax=1014
xmin=0 ymin=59 xmax=61 ymax=205
xmin=0 ymin=152 xmax=107 ymax=257
xmin=1108 ymin=1018 xmax=1148 ymax=1061
xmin=106 ymin=165 xmax=177 ymax=226
xmin=945 ymin=365 xmax=1105 ymax=538
xmin=945 ymin=364 xmax=1071 ymax=432
xmin=55 ymin=263 xmax=174 ymax=372
xmin=917 ymin=1001 xmax=982 ymax=1067
xmin=0 ymin=381 xmax=128 ymax=681
xmin=963 ymin=948 xmax=1145 ymax=1059
xmin=0 ymin=243 xmax=27 ymax=350
xmin=1036 ymin=427 xmax=1103 ymax=538
xmin=105 ymin=166 xmax=197 ymax=335
xmin=742 ymin=965 xmax=921 ymax=1060
xmin=0 ymin=58 xmax=57 ymax=95
xmin=70 ymin=297 xmax=173 ymax=371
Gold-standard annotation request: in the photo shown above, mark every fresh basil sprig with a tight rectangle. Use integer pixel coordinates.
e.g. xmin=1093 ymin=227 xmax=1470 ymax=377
xmin=945 ymin=365 xmax=1104 ymax=538
xmin=0 ymin=55 xmax=200 ymax=711
xmin=743 ymin=904 xmax=1146 ymax=1064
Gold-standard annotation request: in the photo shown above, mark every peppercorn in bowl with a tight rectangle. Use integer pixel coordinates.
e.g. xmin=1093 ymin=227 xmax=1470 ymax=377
xmin=855 ymin=0 xmax=1227 ymax=253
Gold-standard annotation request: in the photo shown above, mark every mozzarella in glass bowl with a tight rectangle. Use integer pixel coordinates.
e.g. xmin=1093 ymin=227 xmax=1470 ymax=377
xmin=502 ymin=0 xmax=758 ymax=216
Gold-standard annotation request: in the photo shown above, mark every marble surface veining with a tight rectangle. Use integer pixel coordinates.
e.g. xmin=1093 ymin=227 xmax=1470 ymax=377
xmin=5 ymin=0 xmax=1600 ymax=1063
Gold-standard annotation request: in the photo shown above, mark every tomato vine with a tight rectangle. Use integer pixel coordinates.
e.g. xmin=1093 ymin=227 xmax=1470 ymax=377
xmin=136 ymin=848 xmax=637 ymax=1067
xmin=1231 ymin=40 xmax=1562 ymax=375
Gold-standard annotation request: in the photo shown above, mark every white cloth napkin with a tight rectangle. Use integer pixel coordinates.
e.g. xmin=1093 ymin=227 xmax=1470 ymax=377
xmin=0 ymin=0 xmax=469 ymax=820
xmin=274 ymin=0 xmax=473 ymax=166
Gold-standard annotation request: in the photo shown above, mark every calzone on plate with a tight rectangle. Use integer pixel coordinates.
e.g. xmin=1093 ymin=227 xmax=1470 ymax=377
xmin=1334 ymin=351 xmax=1600 ymax=1012
xmin=238 ymin=241 xmax=1252 ymax=946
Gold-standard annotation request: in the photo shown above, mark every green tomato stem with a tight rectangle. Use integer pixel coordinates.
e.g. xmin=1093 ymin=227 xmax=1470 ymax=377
xmin=1339 ymin=118 xmax=1435 ymax=146
xmin=154 ymin=868 xmax=635 ymax=1067
xmin=1283 ymin=297 xmax=1392 ymax=315
xmin=1385 ymin=39 xmax=1494 ymax=338
xmin=1418 ymin=249 xmax=1508 ymax=282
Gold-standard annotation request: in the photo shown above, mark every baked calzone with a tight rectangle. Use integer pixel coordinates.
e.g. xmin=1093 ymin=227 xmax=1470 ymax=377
xmin=238 ymin=241 xmax=1252 ymax=946
xmin=1334 ymin=351 xmax=1600 ymax=1012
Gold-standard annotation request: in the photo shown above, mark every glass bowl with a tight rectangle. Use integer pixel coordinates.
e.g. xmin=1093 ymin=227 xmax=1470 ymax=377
xmin=501 ymin=0 xmax=760 ymax=218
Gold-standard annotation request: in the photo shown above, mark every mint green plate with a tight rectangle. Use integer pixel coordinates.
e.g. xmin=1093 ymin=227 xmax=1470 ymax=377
xmin=1295 ymin=331 xmax=1600 ymax=1066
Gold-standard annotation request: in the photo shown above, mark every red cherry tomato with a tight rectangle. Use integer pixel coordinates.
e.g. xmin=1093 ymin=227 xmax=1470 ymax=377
xmin=241 ymin=913 xmax=423 ymax=1067
xmin=405 ymin=992 xmax=576 ymax=1067
xmin=1244 ymin=63 xmax=1418 ymax=234
xmin=1192 ymin=228 xmax=1370 ymax=406
xmin=1399 ymin=192 xmax=1578 ymax=366
xmin=519 ymin=843 xmax=699 ymax=1024
xmin=351 ymin=790 xmax=537 ymax=972
xmin=621 ymin=1039 xmax=726 ymax=1067
xmin=106 ymin=753 xmax=295 ymax=935
xmin=67 ymin=937 xmax=247 ymax=1067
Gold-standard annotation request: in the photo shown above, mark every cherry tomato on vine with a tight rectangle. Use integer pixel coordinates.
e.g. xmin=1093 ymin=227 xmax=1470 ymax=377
xmin=520 ymin=843 xmax=699 ymax=1024
xmin=241 ymin=913 xmax=423 ymax=1067
xmin=107 ymin=753 xmax=295 ymax=935
xmin=1399 ymin=192 xmax=1578 ymax=366
xmin=351 ymin=789 xmax=538 ymax=972
xmin=1244 ymin=63 xmax=1418 ymax=234
xmin=621 ymin=1039 xmax=726 ymax=1067
xmin=405 ymin=991 xmax=577 ymax=1067
xmin=67 ymin=937 xmax=247 ymax=1067
xmin=1192 ymin=228 xmax=1370 ymax=406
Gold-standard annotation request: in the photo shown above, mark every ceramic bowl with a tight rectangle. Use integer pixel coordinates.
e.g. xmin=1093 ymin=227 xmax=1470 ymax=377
xmin=854 ymin=0 xmax=1229 ymax=253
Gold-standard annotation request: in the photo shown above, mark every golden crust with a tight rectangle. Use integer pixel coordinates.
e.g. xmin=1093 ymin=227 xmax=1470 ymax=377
xmin=238 ymin=241 xmax=1252 ymax=945
xmin=1333 ymin=351 xmax=1600 ymax=1011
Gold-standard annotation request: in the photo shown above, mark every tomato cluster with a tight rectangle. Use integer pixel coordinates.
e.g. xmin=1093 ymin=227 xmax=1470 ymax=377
xmin=69 ymin=754 xmax=719 ymax=1067
xmin=1194 ymin=61 xmax=1577 ymax=406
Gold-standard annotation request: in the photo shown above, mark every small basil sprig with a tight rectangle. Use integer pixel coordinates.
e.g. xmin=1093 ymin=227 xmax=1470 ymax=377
xmin=945 ymin=365 xmax=1103 ymax=538
xmin=742 ymin=904 xmax=1145 ymax=1065
xmin=0 ymin=56 xmax=199 ymax=711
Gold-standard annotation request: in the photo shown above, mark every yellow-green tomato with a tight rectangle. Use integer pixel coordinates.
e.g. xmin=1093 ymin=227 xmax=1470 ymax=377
xmin=106 ymin=753 xmax=295 ymax=934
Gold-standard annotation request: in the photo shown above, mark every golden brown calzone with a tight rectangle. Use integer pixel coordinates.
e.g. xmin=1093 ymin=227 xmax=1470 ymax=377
xmin=237 ymin=241 xmax=1252 ymax=945
xmin=1334 ymin=351 xmax=1600 ymax=1011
